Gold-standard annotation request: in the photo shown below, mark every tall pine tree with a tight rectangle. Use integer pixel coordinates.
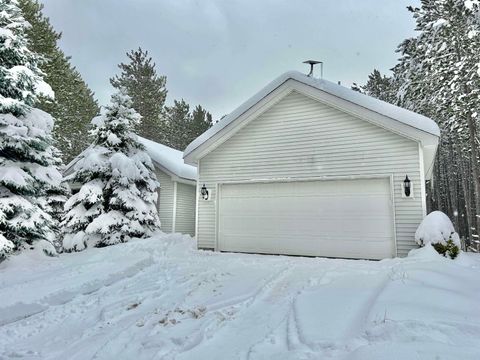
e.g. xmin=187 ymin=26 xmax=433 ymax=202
xmin=394 ymin=0 xmax=480 ymax=243
xmin=358 ymin=0 xmax=480 ymax=245
xmin=62 ymin=89 xmax=161 ymax=251
xmin=190 ymin=104 xmax=213 ymax=143
xmin=164 ymin=101 xmax=212 ymax=150
xmin=18 ymin=0 xmax=99 ymax=163
xmin=353 ymin=69 xmax=398 ymax=104
xmin=0 ymin=0 xmax=68 ymax=259
xmin=110 ymin=48 xmax=167 ymax=143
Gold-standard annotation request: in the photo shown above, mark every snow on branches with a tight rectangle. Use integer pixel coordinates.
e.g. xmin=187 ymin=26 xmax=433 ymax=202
xmin=0 ymin=0 xmax=68 ymax=258
xmin=62 ymin=90 xmax=161 ymax=251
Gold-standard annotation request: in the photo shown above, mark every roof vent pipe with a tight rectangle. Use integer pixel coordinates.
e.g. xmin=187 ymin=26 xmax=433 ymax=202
xmin=303 ymin=60 xmax=323 ymax=78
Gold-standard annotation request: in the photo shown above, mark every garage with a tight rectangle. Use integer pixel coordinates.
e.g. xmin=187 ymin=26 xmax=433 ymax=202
xmin=184 ymin=71 xmax=440 ymax=257
xmin=218 ymin=178 xmax=395 ymax=260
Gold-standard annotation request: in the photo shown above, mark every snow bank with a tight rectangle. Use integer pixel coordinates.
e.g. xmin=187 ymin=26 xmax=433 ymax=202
xmin=0 ymin=233 xmax=479 ymax=359
xmin=415 ymin=211 xmax=461 ymax=247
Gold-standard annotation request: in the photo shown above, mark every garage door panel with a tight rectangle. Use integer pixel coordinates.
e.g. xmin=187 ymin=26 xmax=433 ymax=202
xmin=220 ymin=194 xmax=391 ymax=213
xmin=221 ymin=234 xmax=392 ymax=259
xmin=219 ymin=216 xmax=392 ymax=237
xmin=218 ymin=178 xmax=395 ymax=260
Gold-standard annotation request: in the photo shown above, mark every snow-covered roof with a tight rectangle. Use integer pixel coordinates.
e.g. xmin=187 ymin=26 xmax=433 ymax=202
xmin=184 ymin=71 xmax=440 ymax=161
xmin=138 ymin=137 xmax=197 ymax=181
xmin=64 ymin=138 xmax=197 ymax=182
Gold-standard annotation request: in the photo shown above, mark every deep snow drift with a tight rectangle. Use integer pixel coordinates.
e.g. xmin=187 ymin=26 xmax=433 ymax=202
xmin=0 ymin=234 xmax=479 ymax=359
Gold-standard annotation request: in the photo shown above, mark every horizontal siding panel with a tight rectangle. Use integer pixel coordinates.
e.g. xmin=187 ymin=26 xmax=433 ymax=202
xmin=201 ymin=158 xmax=421 ymax=173
xmin=202 ymin=150 xmax=420 ymax=166
xmin=211 ymin=135 xmax=417 ymax=154
xmin=198 ymin=90 xmax=423 ymax=256
xmin=175 ymin=183 xmax=196 ymax=236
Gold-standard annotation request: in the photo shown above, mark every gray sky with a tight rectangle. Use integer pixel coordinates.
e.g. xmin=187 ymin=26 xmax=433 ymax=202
xmin=40 ymin=0 xmax=418 ymax=119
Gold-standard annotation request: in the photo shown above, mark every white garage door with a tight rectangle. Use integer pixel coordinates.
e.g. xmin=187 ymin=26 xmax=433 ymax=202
xmin=218 ymin=178 xmax=395 ymax=260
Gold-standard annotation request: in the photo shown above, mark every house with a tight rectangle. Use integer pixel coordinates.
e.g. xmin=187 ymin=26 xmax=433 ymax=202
xmin=183 ymin=71 xmax=440 ymax=260
xmin=64 ymin=137 xmax=197 ymax=237
xmin=138 ymin=137 xmax=197 ymax=236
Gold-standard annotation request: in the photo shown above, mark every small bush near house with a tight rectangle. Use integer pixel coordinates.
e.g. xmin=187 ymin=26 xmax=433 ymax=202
xmin=415 ymin=211 xmax=461 ymax=259
xmin=432 ymin=236 xmax=460 ymax=260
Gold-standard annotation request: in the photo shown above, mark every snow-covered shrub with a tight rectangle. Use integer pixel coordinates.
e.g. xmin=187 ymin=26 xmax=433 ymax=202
xmin=0 ymin=234 xmax=14 ymax=259
xmin=415 ymin=211 xmax=461 ymax=259
xmin=62 ymin=90 xmax=161 ymax=251
xmin=0 ymin=1 xmax=68 ymax=259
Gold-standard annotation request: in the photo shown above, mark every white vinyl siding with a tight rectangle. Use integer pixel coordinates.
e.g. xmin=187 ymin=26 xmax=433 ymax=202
xmin=155 ymin=168 xmax=175 ymax=233
xmin=174 ymin=182 xmax=196 ymax=236
xmin=197 ymin=90 xmax=423 ymax=257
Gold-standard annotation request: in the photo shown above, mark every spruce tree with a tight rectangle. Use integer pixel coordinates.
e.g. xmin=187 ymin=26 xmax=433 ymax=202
xmin=190 ymin=104 xmax=212 ymax=144
xmin=110 ymin=48 xmax=167 ymax=143
xmin=18 ymin=0 xmax=99 ymax=163
xmin=0 ymin=0 xmax=68 ymax=258
xmin=371 ymin=0 xmax=480 ymax=243
xmin=164 ymin=99 xmax=191 ymax=150
xmin=62 ymin=89 xmax=161 ymax=251
xmin=164 ymin=101 xmax=212 ymax=150
xmin=356 ymin=69 xmax=398 ymax=104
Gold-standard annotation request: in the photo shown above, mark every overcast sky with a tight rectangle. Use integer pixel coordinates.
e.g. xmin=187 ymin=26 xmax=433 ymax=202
xmin=40 ymin=0 xmax=418 ymax=119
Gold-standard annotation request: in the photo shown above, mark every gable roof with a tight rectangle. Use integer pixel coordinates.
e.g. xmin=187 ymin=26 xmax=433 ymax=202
xmin=183 ymin=71 xmax=440 ymax=165
xmin=138 ymin=137 xmax=197 ymax=181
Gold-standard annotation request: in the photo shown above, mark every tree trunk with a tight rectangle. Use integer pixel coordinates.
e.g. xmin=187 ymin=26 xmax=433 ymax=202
xmin=466 ymin=115 xmax=480 ymax=236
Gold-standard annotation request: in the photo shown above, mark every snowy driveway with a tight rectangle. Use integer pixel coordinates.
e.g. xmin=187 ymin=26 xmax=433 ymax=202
xmin=0 ymin=234 xmax=479 ymax=359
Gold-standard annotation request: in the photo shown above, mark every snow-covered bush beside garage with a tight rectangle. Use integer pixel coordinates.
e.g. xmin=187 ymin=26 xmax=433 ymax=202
xmin=61 ymin=90 xmax=161 ymax=251
xmin=415 ymin=211 xmax=461 ymax=259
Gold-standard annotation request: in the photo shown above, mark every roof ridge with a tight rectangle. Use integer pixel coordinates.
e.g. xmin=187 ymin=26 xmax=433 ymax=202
xmin=183 ymin=71 xmax=440 ymax=160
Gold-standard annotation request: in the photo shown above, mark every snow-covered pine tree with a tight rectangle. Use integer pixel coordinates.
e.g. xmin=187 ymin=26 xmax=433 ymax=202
xmin=0 ymin=0 xmax=68 ymax=259
xmin=356 ymin=69 xmax=398 ymax=104
xmin=62 ymin=90 xmax=161 ymax=251
xmin=110 ymin=48 xmax=167 ymax=143
xmin=18 ymin=0 xmax=99 ymax=163
xmin=390 ymin=0 xmax=480 ymax=244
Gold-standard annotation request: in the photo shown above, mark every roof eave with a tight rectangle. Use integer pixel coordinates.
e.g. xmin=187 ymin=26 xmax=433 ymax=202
xmin=184 ymin=74 xmax=440 ymax=163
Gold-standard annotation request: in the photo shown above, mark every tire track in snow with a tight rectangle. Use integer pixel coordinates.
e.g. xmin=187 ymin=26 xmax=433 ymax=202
xmin=74 ymin=254 xmax=240 ymax=358
xmin=345 ymin=273 xmax=391 ymax=339
xmin=286 ymin=270 xmax=392 ymax=358
xmin=174 ymin=262 xmax=341 ymax=360
xmin=0 ymin=256 xmax=218 ymax=359
xmin=0 ymin=255 xmax=156 ymax=327
xmin=62 ymin=261 xmax=222 ymax=359
xmin=153 ymin=264 xmax=295 ymax=359
xmin=244 ymin=266 xmax=337 ymax=359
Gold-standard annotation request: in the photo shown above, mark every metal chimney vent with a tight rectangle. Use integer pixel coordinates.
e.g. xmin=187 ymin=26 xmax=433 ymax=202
xmin=303 ymin=60 xmax=323 ymax=78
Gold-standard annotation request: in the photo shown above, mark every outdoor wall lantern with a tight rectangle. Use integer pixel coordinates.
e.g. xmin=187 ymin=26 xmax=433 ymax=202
xmin=403 ymin=175 xmax=411 ymax=197
xmin=201 ymin=184 xmax=209 ymax=200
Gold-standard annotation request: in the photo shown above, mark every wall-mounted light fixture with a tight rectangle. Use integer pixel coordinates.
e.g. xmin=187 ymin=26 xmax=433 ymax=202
xmin=403 ymin=175 xmax=411 ymax=197
xmin=200 ymin=184 xmax=209 ymax=200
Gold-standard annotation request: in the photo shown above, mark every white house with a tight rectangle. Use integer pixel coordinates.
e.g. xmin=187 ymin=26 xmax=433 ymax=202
xmin=138 ymin=137 xmax=197 ymax=236
xmin=183 ymin=71 xmax=440 ymax=260
xmin=64 ymin=137 xmax=197 ymax=237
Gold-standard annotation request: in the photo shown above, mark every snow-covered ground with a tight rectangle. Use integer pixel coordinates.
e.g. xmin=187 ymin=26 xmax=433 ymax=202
xmin=1 ymin=234 xmax=479 ymax=360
